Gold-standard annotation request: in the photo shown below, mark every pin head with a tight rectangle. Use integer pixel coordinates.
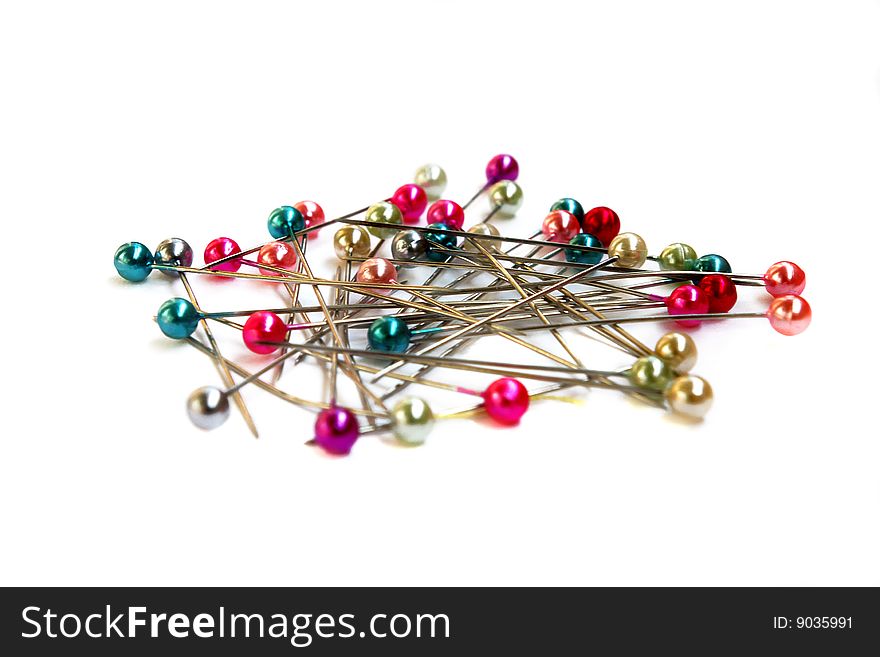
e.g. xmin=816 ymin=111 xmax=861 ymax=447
xmin=425 ymin=222 xmax=459 ymax=262
xmin=293 ymin=200 xmax=325 ymax=235
xmin=391 ymin=184 xmax=428 ymax=224
xmin=391 ymin=229 xmax=429 ymax=264
xmin=391 ymin=397 xmax=435 ymax=445
xmin=542 ymin=210 xmax=580 ymax=243
xmin=607 ymin=232 xmax=647 ymax=268
xmin=186 ymin=386 xmax=231 ymax=430
xmin=114 ymin=242 xmax=154 ymax=282
xmin=463 ymin=222 xmax=501 ymax=252
xmin=550 ymin=198 xmax=585 ymax=224
xmin=314 ymin=406 xmax=360 ymax=455
xmin=487 ymin=180 xmax=523 ymax=218
xmin=582 ymin=207 xmax=620 ymax=247
xmin=698 ymin=274 xmax=737 ymax=313
xmin=763 ymin=261 xmax=806 ymax=297
xmin=482 ymin=377 xmax=529 ymax=425
xmin=242 ymin=311 xmax=287 ymax=354
xmin=655 ymin=332 xmax=698 ymax=373
xmin=766 ymin=295 xmax=811 ymax=336
xmin=426 ymin=199 xmax=465 ymax=230
xmin=485 ymin=154 xmax=519 ymax=183
xmin=413 ymin=163 xmax=447 ymax=201
xmin=157 ymin=297 xmax=201 ymax=339
xmin=629 ymin=355 xmax=673 ymax=391
xmin=658 ymin=243 xmax=698 ymax=271
xmin=665 ymin=285 xmax=710 ymax=328
xmin=204 ymin=237 xmax=242 ymax=273
xmin=665 ymin=375 xmax=713 ymax=419
xmin=365 ymin=201 xmax=404 ymax=238
xmin=333 ymin=226 xmax=372 ymax=260
xmin=257 ymin=241 xmax=297 ymax=276
xmin=153 ymin=238 xmax=193 ymax=277
xmin=565 ymin=233 xmax=603 ymax=265
xmin=695 ymin=253 xmax=731 ymax=274
xmin=356 ymin=257 xmax=398 ymax=292
xmin=267 ymin=205 xmax=305 ymax=239
xmin=368 ymin=316 xmax=411 ymax=353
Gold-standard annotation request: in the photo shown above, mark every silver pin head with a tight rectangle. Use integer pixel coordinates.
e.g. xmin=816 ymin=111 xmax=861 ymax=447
xmin=154 ymin=238 xmax=194 ymax=277
xmin=186 ymin=386 xmax=230 ymax=430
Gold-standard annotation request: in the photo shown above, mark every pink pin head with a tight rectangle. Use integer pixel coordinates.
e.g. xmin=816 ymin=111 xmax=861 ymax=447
xmin=391 ymin=184 xmax=428 ymax=224
xmin=665 ymin=284 xmax=710 ymax=328
xmin=485 ymin=154 xmax=519 ymax=183
xmin=482 ymin=377 xmax=530 ymax=425
xmin=541 ymin=210 xmax=580 ymax=243
xmin=294 ymin=200 xmax=325 ymax=236
xmin=763 ymin=261 xmax=806 ymax=297
xmin=257 ymin=241 xmax=297 ymax=276
xmin=242 ymin=311 xmax=287 ymax=354
xmin=582 ymin=207 xmax=621 ymax=247
xmin=697 ymin=274 xmax=737 ymax=313
xmin=314 ymin=406 xmax=359 ymax=456
xmin=766 ymin=295 xmax=811 ymax=336
xmin=426 ymin=199 xmax=465 ymax=230
xmin=204 ymin=237 xmax=242 ymax=273
xmin=357 ymin=257 xmax=397 ymax=294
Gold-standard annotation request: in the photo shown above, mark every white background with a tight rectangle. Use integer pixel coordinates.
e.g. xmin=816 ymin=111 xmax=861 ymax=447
xmin=1 ymin=0 xmax=878 ymax=586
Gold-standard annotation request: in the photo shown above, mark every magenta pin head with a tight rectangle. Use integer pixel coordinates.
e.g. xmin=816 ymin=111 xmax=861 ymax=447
xmin=242 ymin=311 xmax=287 ymax=354
xmin=204 ymin=237 xmax=242 ymax=273
xmin=391 ymin=184 xmax=428 ymax=224
xmin=766 ymin=295 xmax=811 ymax=336
xmin=426 ymin=199 xmax=465 ymax=230
xmin=763 ymin=261 xmax=806 ymax=297
xmin=541 ymin=210 xmax=580 ymax=243
xmin=314 ymin=406 xmax=359 ymax=455
xmin=665 ymin=284 xmax=710 ymax=328
xmin=485 ymin=154 xmax=519 ymax=184
xmin=482 ymin=377 xmax=530 ymax=425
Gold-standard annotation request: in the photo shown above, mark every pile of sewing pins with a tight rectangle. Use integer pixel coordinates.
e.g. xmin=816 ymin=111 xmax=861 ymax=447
xmin=113 ymin=154 xmax=811 ymax=455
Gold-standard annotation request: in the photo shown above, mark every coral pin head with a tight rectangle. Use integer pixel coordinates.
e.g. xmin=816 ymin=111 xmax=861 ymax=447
xmin=293 ymin=200 xmax=324 ymax=235
xmin=766 ymin=295 xmax=811 ymax=336
xmin=257 ymin=241 xmax=297 ymax=276
xmin=763 ymin=261 xmax=806 ymax=297
xmin=541 ymin=210 xmax=580 ymax=243
xmin=242 ymin=311 xmax=287 ymax=354
xmin=357 ymin=257 xmax=398 ymax=293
